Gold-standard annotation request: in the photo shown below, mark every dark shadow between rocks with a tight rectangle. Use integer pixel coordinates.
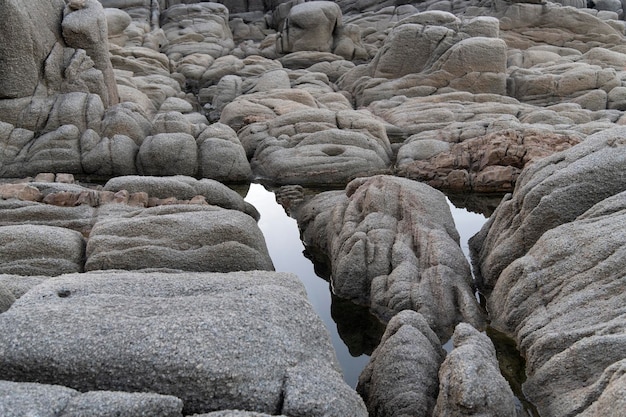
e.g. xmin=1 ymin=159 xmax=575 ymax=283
xmin=487 ymin=326 xmax=540 ymax=417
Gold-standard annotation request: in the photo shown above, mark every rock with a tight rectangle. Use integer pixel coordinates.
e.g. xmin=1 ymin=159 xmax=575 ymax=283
xmin=0 ymin=380 xmax=183 ymax=417
xmin=136 ymin=133 xmax=198 ymax=176
xmin=433 ymin=323 xmax=517 ymax=417
xmin=487 ymin=190 xmax=626 ymax=417
xmin=196 ymin=123 xmax=252 ymax=182
xmin=339 ymin=12 xmax=506 ymax=105
xmin=0 ymin=0 xmax=65 ymax=99
xmin=81 ymin=133 xmax=139 ymax=177
xmin=0 ymin=225 xmax=85 ymax=276
xmin=0 ymin=271 xmax=367 ymax=415
xmin=507 ymin=63 xmax=619 ymax=109
xmin=102 ymin=175 xmax=258 ymax=218
xmin=238 ymin=105 xmax=394 ymax=186
xmin=397 ymin=128 xmax=581 ymax=193
xmin=0 ymin=184 xmax=43 ymax=202
xmin=191 ymin=412 xmax=280 ymax=417
xmin=160 ymin=2 xmax=234 ymax=61
xmin=294 ymin=175 xmax=484 ymax=340
xmin=85 ymin=205 xmax=273 ymax=272
xmin=277 ymin=1 xmax=343 ymax=54
xmin=0 ymin=284 xmax=16 ymax=313
xmin=496 ymin=0 xmax=624 ymax=52
xmin=0 ymin=275 xmax=48 ymax=300
xmin=470 ymin=126 xmax=626 ymax=290
xmin=357 ymin=310 xmax=446 ymax=417
xmin=61 ymin=0 xmax=119 ymax=106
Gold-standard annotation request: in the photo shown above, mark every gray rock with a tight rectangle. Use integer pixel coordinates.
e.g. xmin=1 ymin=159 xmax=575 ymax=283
xmin=433 ymin=323 xmax=517 ymax=417
xmin=277 ymin=2 xmax=342 ymax=54
xmin=357 ymin=310 xmax=445 ymax=417
xmin=577 ymin=360 xmax=626 ymax=417
xmin=160 ymin=2 xmax=234 ymax=60
xmin=136 ymin=133 xmax=198 ymax=176
xmin=85 ymin=205 xmax=273 ymax=272
xmin=0 ymin=380 xmax=183 ymax=417
xmin=197 ymin=123 xmax=252 ymax=182
xmin=0 ymin=275 xmax=47 ymax=301
xmin=191 ymin=412 xmax=280 ymax=417
xmin=81 ymin=133 xmax=139 ymax=177
xmin=295 ymin=175 xmax=484 ymax=341
xmin=240 ymin=106 xmax=393 ymax=186
xmin=0 ymin=271 xmax=366 ymax=415
xmin=0 ymin=225 xmax=85 ymax=276
xmin=487 ymin=190 xmax=626 ymax=417
xmin=102 ymin=175 xmax=258 ymax=218
xmin=339 ymin=12 xmax=506 ymax=105
xmin=470 ymin=126 xmax=626 ymax=291
xmin=0 ymin=0 xmax=65 ymax=99
xmin=0 ymin=284 xmax=16 ymax=313
xmin=61 ymin=0 xmax=119 ymax=106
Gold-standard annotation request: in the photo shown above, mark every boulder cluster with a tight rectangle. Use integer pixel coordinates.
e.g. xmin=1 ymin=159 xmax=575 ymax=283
xmin=1 ymin=0 xmax=625 ymax=416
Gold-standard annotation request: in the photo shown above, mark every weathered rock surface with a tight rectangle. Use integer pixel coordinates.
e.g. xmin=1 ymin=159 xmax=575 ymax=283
xmin=0 ymin=380 xmax=183 ymax=417
xmin=85 ymin=205 xmax=273 ymax=272
xmin=433 ymin=323 xmax=517 ymax=417
xmin=0 ymin=271 xmax=367 ymax=416
xmin=471 ymin=126 xmax=626 ymax=290
xmin=486 ymin=190 xmax=626 ymax=417
xmin=0 ymin=225 xmax=85 ymax=276
xmin=222 ymin=90 xmax=393 ymax=186
xmin=292 ymin=175 xmax=484 ymax=341
xmin=3 ymin=0 xmax=626 ymax=414
xmin=339 ymin=11 xmax=507 ymax=106
xmin=357 ymin=310 xmax=445 ymax=417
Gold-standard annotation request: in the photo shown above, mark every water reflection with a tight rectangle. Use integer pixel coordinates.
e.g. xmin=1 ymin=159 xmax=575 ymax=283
xmin=244 ymin=183 xmax=371 ymax=387
xmin=245 ymin=183 xmax=499 ymax=388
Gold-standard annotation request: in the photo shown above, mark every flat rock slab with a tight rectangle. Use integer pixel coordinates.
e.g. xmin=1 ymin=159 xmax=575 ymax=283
xmin=0 ymin=224 xmax=85 ymax=276
xmin=0 ymin=271 xmax=367 ymax=415
xmin=85 ymin=205 xmax=273 ymax=272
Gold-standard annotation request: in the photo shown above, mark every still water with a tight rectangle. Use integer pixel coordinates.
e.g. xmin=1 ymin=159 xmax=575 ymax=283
xmin=244 ymin=183 xmax=488 ymax=388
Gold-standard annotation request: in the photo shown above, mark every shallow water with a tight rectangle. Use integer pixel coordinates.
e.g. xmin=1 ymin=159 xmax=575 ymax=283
xmin=245 ymin=183 xmax=490 ymax=388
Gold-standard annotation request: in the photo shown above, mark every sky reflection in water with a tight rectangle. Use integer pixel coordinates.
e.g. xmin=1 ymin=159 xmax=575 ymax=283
xmin=245 ymin=183 xmax=488 ymax=388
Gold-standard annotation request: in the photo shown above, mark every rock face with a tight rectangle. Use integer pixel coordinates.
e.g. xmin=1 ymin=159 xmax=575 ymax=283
xmin=291 ymin=175 xmax=484 ymax=341
xmin=433 ymin=323 xmax=517 ymax=417
xmin=0 ymin=380 xmax=183 ymax=417
xmin=85 ymin=205 xmax=274 ymax=272
xmin=357 ymin=310 xmax=445 ymax=417
xmin=486 ymin=190 xmax=626 ymax=417
xmin=0 ymin=271 xmax=367 ymax=416
xmin=0 ymin=225 xmax=85 ymax=276
xmin=471 ymin=127 xmax=626 ymax=290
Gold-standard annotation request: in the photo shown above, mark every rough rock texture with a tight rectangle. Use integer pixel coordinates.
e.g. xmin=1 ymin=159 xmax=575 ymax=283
xmin=221 ymin=90 xmax=393 ymax=186
xmin=0 ymin=0 xmax=66 ymax=99
xmin=61 ymin=0 xmax=120 ymax=107
xmin=293 ymin=175 xmax=484 ymax=341
xmin=0 ymin=284 xmax=15 ymax=313
xmin=85 ymin=205 xmax=273 ymax=272
xmin=357 ymin=310 xmax=446 ymax=417
xmin=0 ymin=380 xmax=183 ymax=417
xmin=486 ymin=190 xmax=626 ymax=417
xmin=0 ymin=225 xmax=85 ymax=276
xmin=0 ymin=271 xmax=367 ymax=416
xmin=471 ymin=126 xmax=626 ymax=290
xmin=102 ymin=175 xmax=258 ymax=218
xmin=2 ymin=0 xmax=626 ymax=414
xmin=339 ymin=11 xmax=507 ymax=106
xmin=433 ymin=323 xmax=517 ymax=417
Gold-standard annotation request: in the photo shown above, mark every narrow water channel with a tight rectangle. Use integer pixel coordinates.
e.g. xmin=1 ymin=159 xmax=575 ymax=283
xmin=245 ymin=183 xmax=489 ymax=388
